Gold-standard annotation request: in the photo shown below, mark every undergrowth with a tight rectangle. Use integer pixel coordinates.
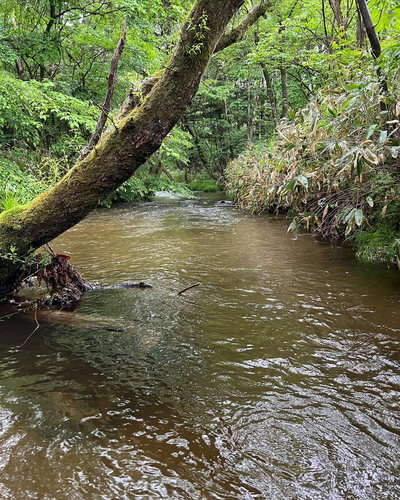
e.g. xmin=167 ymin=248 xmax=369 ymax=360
xmin=226 ymin=71 xmax=400 ymax=266
xmin=101 ymin=168 xmax=193 ymax=207
xmin=188 ymin=175 xmax=223 ymax=192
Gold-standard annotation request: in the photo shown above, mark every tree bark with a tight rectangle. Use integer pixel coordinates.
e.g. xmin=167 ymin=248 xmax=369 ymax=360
xmin=247 ymin=71 xmax=263 ymax=146
xmin=356 ymin=0 xmax=381 ymax=60
xmin=181 ymin=116 xmax=210 ymax=173
xmin=356 ymin=10 xmax=366 ymax=48
xmin=356 ymin=0 xmax=388 ymax=106
xmin=15 ymin=57 xmax=24 ymax=79
xmin=214 ymin=1 xmax=269 ymax=53
xmin=260 ymin=62 xmax=278 ymax=128
xmin=280 ymin=66 xmax=289 ymax=119
xmin=328 ymin=0 xmax=346 ymax=31
xmin=0 ymin=0 xmax=248 ymax=294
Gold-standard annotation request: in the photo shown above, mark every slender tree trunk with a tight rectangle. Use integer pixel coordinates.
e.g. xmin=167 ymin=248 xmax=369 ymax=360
xmin=356 ymin=0 xmax=388 ymax=108
xmin=321 ymin=0 xmax=332 ymax=52
xmin=247 ymin=71 xmax=263 ymax=146
xmin=356 ymin=10 xmax=366 ymax=48
xmin=328 ymin=0 xmax=346 ymax=31
xmin=247 ymin=68 xmax=252 ymax=145
xmin=0 ymin=0 xmax=248 ymax=294
xmin=15 ymin=57 xmax=24 ymax=79
xmin=280 ymin=66 xmax=289 ymax=119
xmin=181 ymin=116 xmax=210 ymax=173
xmin=260 ymin=62 xmax=278 ymax=128
xmin=356 ymin=0 xmax=381 ymax=59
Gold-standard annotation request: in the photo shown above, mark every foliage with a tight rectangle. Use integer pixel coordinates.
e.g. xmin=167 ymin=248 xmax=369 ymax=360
xmin=352 ymin=226 xmax=400 ymax=266
xmin=189 ymin=174 xmax=223 ymax=192
xmin=147 ymin=126 xmax=193 ymax=173
xmin=101 ymin=169 xmax=193 ymax=207
xmin=0 ymin=0 xmax=183 ymax=97
xmin=0 ymin=156 xmax=45 ymax=211
xmin=0 ymin=71 xmax=98 ymax=148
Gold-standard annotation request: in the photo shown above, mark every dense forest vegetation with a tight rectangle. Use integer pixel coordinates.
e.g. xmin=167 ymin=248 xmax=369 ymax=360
xmin=0 ymin=0 xmax=399 ymax=283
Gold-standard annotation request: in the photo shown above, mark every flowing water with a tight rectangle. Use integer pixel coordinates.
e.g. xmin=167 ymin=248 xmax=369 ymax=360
xmin=0 ymin=193 xmax=399 ymax=499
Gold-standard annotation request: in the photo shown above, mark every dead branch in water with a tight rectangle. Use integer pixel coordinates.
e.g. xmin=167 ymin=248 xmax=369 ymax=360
xmin=18 ymin=309 xmax=40 ymax=348
xmin=177 ymin=282 xmax=201 ymax=295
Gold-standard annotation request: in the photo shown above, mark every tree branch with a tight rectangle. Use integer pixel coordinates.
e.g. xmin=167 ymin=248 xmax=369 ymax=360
xmin=214 ymin=1 xmax=269 ymax=53
xmin=81 ymin=15 xmax=128 ymax=158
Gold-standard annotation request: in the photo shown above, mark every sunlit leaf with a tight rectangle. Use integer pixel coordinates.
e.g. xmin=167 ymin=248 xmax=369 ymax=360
xmin=344 ymin=84 xmax=361 ymax=91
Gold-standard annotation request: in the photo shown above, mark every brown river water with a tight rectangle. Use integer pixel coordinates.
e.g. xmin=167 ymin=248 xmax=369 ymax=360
xmin=0 ymin=192 xmax=399 ymax=499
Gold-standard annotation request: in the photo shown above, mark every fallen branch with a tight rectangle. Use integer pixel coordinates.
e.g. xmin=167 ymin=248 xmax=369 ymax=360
xmin=177 ymin=282 xmax=201 ymax=295
xmin=18 ymin=309 xmax=40 ymax=348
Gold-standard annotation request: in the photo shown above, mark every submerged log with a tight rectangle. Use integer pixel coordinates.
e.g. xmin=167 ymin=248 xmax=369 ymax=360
xmin=20 ymin=309 xmax=139 ymax=329
xmin=93 ymin=281 xmax=153 ymax=290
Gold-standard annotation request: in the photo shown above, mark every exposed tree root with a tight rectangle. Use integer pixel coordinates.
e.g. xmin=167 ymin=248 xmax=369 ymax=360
xmin=0 ymin=246 xmax=91 ymax=315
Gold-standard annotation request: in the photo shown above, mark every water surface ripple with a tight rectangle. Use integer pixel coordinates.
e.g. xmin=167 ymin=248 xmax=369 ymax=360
xmin=0 ymin=193 xmax=399 ymax=499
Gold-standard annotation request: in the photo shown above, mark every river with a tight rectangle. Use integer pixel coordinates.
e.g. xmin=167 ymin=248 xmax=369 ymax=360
xmin=0 ymin=192 xmax=399 ymax=499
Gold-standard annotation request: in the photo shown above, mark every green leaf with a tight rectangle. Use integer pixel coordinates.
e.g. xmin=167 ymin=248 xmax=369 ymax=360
xmin=366 ymin=124 xmax=377 ymax=139
xmin=298 ymin=175 xmax=308 ymax=188
xmin=344 ymin=84 xmax=361 ymax=91
xmin=284 ymin=177 xmax=298 ymax=192
xmin=366 ymin=196 xmax=373 ymax=207
xmin=344 ymin=208 xmax=355 ymax=223
xmin=355 ymin=209 xmax=363 ymax=226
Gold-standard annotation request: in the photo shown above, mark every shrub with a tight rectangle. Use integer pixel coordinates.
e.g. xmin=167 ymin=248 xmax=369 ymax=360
xmin=226 ymin=73 xmax=400 ymax=265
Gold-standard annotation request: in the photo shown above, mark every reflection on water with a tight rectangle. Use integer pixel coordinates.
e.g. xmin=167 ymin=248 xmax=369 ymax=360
xmin=0 ymin=193 xmax=399 ymax=499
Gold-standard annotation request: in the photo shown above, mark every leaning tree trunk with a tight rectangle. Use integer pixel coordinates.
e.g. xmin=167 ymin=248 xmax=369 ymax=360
xmin=0 ymin=0 xmax=247 ymax=294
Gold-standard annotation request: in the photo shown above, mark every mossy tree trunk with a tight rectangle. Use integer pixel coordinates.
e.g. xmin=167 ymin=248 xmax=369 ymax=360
xmin=0 ymin=0 xmax=247 ymax=294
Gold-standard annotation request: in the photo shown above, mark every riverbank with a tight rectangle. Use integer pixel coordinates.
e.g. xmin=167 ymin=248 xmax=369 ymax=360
xmin=225 ymin=83 xmax=400 ymax=267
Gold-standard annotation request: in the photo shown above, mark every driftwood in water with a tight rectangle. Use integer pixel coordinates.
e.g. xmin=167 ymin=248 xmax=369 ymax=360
xmin=177 ymin=282 xmax=201 ymax=295
xmin=92 ymin=281 xmax=153 ymax=290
